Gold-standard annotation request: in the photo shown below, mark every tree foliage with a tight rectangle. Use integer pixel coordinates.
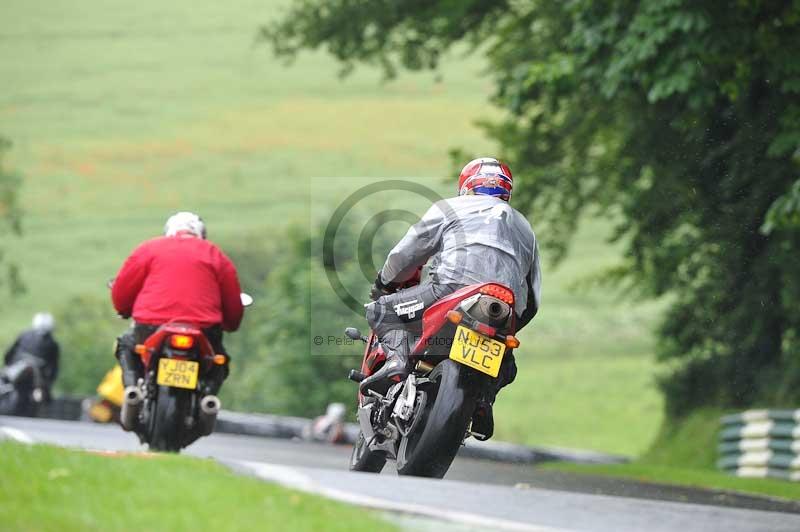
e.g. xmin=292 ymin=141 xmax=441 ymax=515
xmin=53 ymin=296 xmax=122 ymax=396
xmin=0 ymin=136 xmax=22 ymax=297
xmin=265 ymin=0 xmax=800 ymax=416
xmin=220 ymin=215 xmax=394 ymax=417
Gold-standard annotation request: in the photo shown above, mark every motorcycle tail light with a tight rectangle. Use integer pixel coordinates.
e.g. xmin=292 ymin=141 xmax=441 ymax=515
xmin=170 ymin=334 xmax=195 ymax=350
xmin=480 ymin=285 xmax=515 ymax=305
xmin=446 ymin=310 xmax=463 ymax=324
xmin=505 ymin=336 xmax=521 ymax=349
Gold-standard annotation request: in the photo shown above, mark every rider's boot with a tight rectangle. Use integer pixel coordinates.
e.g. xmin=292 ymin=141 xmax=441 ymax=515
xmin=471 ymin=400 xmax=495 ymax=442
xmin=359 ymin=329 xmax=411 ymax=396
xmin=472 ymin=384 xmax=498 ymax=441
xmin=116 ymin=341 xmax=144 ymax=433
xmin=116 ymin=337 xmax=143 ymax=389
xmin=473 ymin=353 xmax=518 ymax=441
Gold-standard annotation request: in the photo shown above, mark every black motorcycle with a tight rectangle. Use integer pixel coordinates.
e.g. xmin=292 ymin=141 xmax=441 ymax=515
xmin=0 ymin=354 xmax=48 ymax=417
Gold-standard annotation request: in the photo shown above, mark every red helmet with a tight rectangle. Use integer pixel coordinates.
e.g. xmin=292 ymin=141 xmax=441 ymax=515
xmin=458 ymin=157 xmax=513 ymax=202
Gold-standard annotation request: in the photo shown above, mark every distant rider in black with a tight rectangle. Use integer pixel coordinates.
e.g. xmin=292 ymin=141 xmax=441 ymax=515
xmin=2 ymin=313 xmax=60 ymax=400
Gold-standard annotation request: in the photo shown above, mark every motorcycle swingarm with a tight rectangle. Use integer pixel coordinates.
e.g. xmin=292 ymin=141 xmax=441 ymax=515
xmin=357 ymin=403 xmax=377 ymax=442
xmin=356 ymin=404 xmax=400 ymax=457
xmin=357 ymin=375 xmax=427 ymax=458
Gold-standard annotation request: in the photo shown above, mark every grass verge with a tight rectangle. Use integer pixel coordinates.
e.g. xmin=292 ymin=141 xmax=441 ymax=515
xmin=543 ymin=462 xmax=800 ymax=502
xmin=543 ymin=409 xmax=800 ymax=501
xmin=0 ymin=441 xmax=395 ymax=532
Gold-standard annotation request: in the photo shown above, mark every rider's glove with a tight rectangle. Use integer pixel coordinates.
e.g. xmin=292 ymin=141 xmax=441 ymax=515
xmin=370 ymin=271 xmax=398 ymax=301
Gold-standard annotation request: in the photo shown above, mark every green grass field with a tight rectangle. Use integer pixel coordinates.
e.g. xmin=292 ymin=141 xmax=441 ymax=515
xmin=0 ymin=0 xmax=664 ymax=455
xmin=0 ymin=442 xmax=395 ymax=531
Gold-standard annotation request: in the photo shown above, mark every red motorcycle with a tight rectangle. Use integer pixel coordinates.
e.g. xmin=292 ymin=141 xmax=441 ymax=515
xmin=121 ymin=322 xmax=227 ymax=452
xmin=347 ymin=279 xmax=520 ymax=478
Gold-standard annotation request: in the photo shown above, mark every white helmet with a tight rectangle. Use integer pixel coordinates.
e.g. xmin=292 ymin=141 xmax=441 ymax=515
xmin=164 ymin=212 xmax=206 ymax=239
xmin=32 ymin=313 xmax=55 ymax=333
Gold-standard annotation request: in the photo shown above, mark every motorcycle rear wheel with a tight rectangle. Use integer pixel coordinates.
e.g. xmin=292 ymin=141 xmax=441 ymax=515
xmin=396 ymin=360 xmax=476 ymax=479
xmin=148 ymin=386 xmax=190 ymax=453
xmin=349 ymin=431 xmax=387 ymax=473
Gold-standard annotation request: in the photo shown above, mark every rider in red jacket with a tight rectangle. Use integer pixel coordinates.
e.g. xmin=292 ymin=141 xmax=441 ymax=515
xmin=112 ymin=212 xmax=243 ymax=398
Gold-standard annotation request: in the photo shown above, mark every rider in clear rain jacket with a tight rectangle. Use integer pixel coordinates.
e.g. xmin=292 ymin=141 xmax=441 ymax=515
xmin=361 ymin=158 xmax=541 ymax=439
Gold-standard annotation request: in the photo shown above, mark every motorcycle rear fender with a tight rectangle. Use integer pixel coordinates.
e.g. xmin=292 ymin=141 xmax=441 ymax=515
xmin=161 ymin=347 xmax=197 ymax=361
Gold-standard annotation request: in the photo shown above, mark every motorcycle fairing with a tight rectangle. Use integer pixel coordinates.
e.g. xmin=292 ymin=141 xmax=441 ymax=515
xmin=412 ymin=282 xmax=516 ymax=355
xmin=137 ymin=322 xmax=215 ymax=367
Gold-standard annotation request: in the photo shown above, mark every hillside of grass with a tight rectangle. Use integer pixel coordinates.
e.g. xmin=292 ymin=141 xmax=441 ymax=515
xmin=0 ymin=442 xmax=395 ymax=531
xmin=0 ymin=0 xmax=663 ymax=455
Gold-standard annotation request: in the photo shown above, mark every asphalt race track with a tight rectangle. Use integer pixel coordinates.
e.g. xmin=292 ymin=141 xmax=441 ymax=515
xmin=2 ymin=416 xmax=799 ymax=532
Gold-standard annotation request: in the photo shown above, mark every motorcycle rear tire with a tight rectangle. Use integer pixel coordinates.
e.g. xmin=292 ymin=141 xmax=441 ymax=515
xmin=396 ymin=360 xmax=476 ymax=479
xmin=349 ymin=431 xmax=387 ymax=473
xmin=149 ymin=386 xmax=189 ymax=453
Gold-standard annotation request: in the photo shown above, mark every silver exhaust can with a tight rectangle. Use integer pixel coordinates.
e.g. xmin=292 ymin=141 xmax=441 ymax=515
xmin=198 ymin=395 xmax=221 ymax=436
xmin=120 ymin=386 xmax=144 ymax=432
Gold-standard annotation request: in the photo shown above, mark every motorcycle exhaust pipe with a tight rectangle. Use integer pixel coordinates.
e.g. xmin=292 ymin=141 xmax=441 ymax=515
xmin=198 ymin=395 xmax=221 ymax=436
xmin=120 ymin=386 xmax=144 ymax=432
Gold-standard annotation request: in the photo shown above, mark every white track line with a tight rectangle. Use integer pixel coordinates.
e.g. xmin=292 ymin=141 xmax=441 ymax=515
xmin=235 ymin=460 xmax=570 ymax=532
xmin=0 ymin=426 xmax=36 ymax=445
